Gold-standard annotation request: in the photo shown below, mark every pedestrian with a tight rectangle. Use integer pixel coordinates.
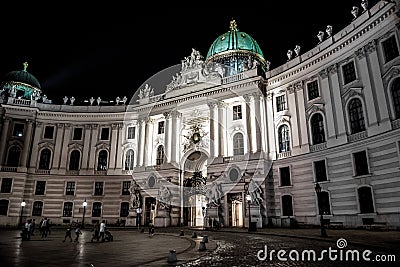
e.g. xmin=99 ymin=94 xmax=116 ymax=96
xmin=91 ymin=221 xmax=100 ymax=242
xmin=63 ymin=224 xmax=73 ymax=242
xmin=30 ymin=219 xmax=36 ymax=236
xmin=99 ymin=220 xmax=106 ymax=242
xmin=40 ymin=217 xmax=48 ymax=238
xmin=148 ymin=221 xmax=155 ymax=237
xmin=74 ymin=223 xmax=82 ymax=242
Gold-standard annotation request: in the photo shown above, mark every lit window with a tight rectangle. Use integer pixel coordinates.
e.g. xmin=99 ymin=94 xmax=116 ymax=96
xmin=233 ymin=133 xmax=244 ymax=155
xmin=276 ymin=95 xmax=287 ymax=112
xmin=233 ymin=105 xmax=242 ymax=120
xmin=94 ymin=182 xmax=104 ymax=196
xmin=158 ymin=121 xmax=165 ymax=134
xmin=127 ymin=127 xmax=136 ymax=139
xmin=348 ymin=98 xmax=365 ymax=134
xmin=278 ymin=125 xmax=290 ymax=153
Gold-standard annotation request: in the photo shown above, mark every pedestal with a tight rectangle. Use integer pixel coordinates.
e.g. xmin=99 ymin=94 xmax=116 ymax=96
xmin=125 ymin=210 xmax=137 ymax=226
xmin=154 ymin=209 xmax=170 ymax=227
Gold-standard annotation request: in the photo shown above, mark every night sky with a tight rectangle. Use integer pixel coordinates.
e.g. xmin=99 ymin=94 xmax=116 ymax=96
xmin=0 ymin=0 xmax=381 ymax=104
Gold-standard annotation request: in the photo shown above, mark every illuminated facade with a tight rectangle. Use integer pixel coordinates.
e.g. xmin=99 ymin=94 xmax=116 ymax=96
xmin=1 ymin=1 xmax=400 ymax=229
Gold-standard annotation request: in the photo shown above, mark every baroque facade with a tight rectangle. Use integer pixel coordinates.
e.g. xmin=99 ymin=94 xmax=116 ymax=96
xmin=1 ymin=1 xmax=400 ymax=229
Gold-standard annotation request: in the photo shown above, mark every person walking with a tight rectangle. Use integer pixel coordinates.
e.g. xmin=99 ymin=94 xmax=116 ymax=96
xmin=74 ymin=223 xmax=82 ymax=242
xmin=40 ymin=217 xmax=48 ymax=238
xmin=99 ymin=220 xmax=106 ymax=242
xmin=148 ymin=221 xmax=155 ymax=237
xmin=30 ymin=219 xmax=36 ymax=236
xmin=91 ymin=221 xmax=100 ymax=242
xmin=63 ymin=224 xmax=73 ymax=242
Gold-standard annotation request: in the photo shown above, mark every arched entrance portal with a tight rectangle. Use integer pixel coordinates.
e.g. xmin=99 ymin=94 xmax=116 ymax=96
xmin=182 ymin=150 xmax=209 ymax=227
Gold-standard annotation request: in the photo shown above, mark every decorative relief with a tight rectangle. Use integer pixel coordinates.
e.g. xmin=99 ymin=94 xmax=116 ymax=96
xmin=306 ymin=103 xmax=325 ymax=119
xmin=163 ymin=112 xmax=171 ymax=120
xmin=365 ymin=40 xmax=376 ymax=54
xmin=207 ymin=101 xmax=218 ymax=109
xmin=319 ymin=69 xmax=329 ymax=79
xmin=327 ymin=64 xmax=338 ymax=74
xmin=355 ymin=47 xmax=366 ymax=59
xmin=383 ymin=66 xmax=400 ymax=88
xmin=57 ymin=123 xmax=64 ymax=128
xmin=137 ymin=84 xmax=154 ymax=100
xmin=85 ymin=124 xmax=91 ymax=129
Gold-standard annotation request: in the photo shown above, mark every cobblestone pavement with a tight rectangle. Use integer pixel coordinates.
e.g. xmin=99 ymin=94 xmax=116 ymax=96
xmin=0 ymin=227 xmax=399 ymax=266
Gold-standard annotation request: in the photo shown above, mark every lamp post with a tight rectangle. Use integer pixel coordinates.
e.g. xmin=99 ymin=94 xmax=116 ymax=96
xmin=246 ymin=193 xmax=252 ymax=232
xmin=315 ymin=183 xmax=328 ymax=237
xmin=19 ymin=200 xmax=26 ymax=228
xmin=82 ymin=199 xmax=87 ymax=229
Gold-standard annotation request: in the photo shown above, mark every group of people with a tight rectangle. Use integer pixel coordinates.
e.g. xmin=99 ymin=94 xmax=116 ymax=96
xmin=21 ymin=217 xmax=52 ymax=241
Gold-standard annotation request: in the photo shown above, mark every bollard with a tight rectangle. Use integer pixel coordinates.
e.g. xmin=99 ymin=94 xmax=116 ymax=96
xmin=191 ymin=231 xmax=197 ymax=238
xmin=179 ymin=230 xmax=184 ymax=236
xmin=167 ymin=249 xmax=177 ymax=263
xmin=202 ymin=235 xmax=208 ymax=243
xmin=198 ymin=241 xmax=206 ymax=251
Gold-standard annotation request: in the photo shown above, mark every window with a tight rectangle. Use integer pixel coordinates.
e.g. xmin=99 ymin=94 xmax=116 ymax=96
xmin=43 ymin=126 xmax=54 ymax=139
xmin=358 ymin=187 xmax=375 ymax=213
xmin=281 ymin=195 xmax=293 ymax=216
xmin=276 ymin=95 xmax=287 ymax=112
xmin=348 ymin=98 xmax=365 ymax=134
xmin=158 ymin=121 xmax=165 ymax=134
xmin=94 ymin=182 xmax=104 ymax=196
xmin=100 ymin=127 xmax=110 ymax=140
xmin=73 ymin=128 xmax=83 ymax=140
xmin=353 ymin=150 xmax=369 ymax=176
xmin=32 ymin=201 xmax=43 ymax=216
xmin=35 ymin=181 xmax=46 ymax=195
xmin=0 ymin=199 xmax=9 ymax=215
xmin=122 ymin=181 xmax=131 ymax=195
xmin=280 ymin=167 xmax=291 ymax=186
xmin=310 ymin=113 xmax=326 ymax=145
xmin=342 ymin=61 xmax=357 ymax=85
xmin=125 ymin=149 xmax=134 ymax=170
xmin=6 ymin=146 xmax=21 ymax=167
xmin=314 ymin=160 xmax=327 ymax=182
xmin=97 ymin=150 xmax=108 ymax=171
xmin=38 ymin=149 xmax=51 ymax=170
xmin=12 ymin=123 xmax=24 ymax=137
xmin=63 ymin=202 xmax=73 ymax=217
xmin=92 ymin=202 xmax=102 ymax=217
xmin=382 ymin=35 xmax=399 ymax=63
xmin=278 ymin=125 xmax=290 ymax=153
xmin=120 ymin=202 xmax=130 ymax=217
xmin=127 ymin=126 xmax=136 ymax=139
xmin=65 ymin=181 xmax=75 ymax=195
xmin=307 ymin=80 xmax=319 ymax=100
xmin=1 ymin=178 xmax=12 ymax=193
xmin=156 ymin=146 xmax=165 ymax=165
xmin=233 ymin=133 xmax=244 ymax=156
xmin=391 ymin=78 xmax=400 ymax=119
xmin=69 ymin=150 xmax=81 ymax=170
xmin=233 ymin=105 xmax=242 ymax=120
xmin=317 ymin=191 xmax=331 ymax=215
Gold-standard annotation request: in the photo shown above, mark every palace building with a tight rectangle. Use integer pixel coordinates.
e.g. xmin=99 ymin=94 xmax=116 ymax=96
xmin=1 ymin=1 xmax=400 ymax=229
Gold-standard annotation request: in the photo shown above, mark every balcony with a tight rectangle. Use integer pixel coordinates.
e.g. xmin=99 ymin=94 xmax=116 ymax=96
xmin=310 ymin=142 xmax=327 ymax=152
xmin=392 ymin=119 xmax=400 ymax=129
xmin=222 ymin=73 xmax=246 ymax=85
xmin=223 ymin=154 xmax=248 ymax=163
xmin=35 ymin=169 xmax=50 ymax=174
xmin=1 ymin=166 xmax=17 ymax=172
xmin=348 ymin=131 xmax=367 ymax=143
xmin=277 ymin=151 xmax=292 ymax=159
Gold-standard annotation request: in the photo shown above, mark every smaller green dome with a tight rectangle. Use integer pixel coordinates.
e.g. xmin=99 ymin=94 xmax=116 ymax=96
xmin=206 ymin=20 xmax=265 ymax=64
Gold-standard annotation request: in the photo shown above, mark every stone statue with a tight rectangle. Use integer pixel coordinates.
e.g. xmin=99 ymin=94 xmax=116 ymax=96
xmin=158 ymin=184 xmax=172 ymax=210
xmin=287 ymin=50 xmax=293 ymax=61
xmin=206 ymin=181 xmax=223 ymax=206
xmin=116 ymin=96 xmax=120 ymax=105
xmin=10 ymin=86 xmax=17 ymax=98
xmin=326 ymin=25 xmax=333 ymax=37
xmin=96 ymin=97 xmax=101 ymax=105
xmin=266 ymin=61 xmax=271 ymax=71
xmin=122 ymin=96 xmax=127 ymax=105
xmin=63 ymin=96 xmax=68 ymax=105
xmin=138 ymin=84 xmax=154 ymax=99
xmin=129 ymin=181 xmax=141 ymax=209
xmin=248 ymin=179 xmax=264 ymax=207
xmin=351 ymin=6 xmax=359 ymax=19
xmin=42 ymin=95 xmax=47 ymax=103
xmin=361 ymin=0 xmax=368 ymax=12
xmin=317 ymin=31 xmax=325 ymax=43
xmin=294 ymin=45 xmax=301 ymax=57
xmin=89 ymin=97 xmax=95 ymax=106
xmin=70 ymin=96 xmax=75 ymax=105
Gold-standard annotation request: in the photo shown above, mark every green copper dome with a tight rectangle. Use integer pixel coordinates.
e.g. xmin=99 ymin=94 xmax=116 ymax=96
xmin=206 ymin=20 xmax=266 ymax=64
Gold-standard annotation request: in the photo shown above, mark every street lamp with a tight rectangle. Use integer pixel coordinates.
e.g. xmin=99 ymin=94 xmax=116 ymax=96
xmin=315 ymin=183 xmax=328 ymax=237
xmin=246 ymin=193 xmax=252 ymax=232
xmin=82 ymin=199 xmax=87 ymax=229
xmin=19 ymin=200 xmax=26 ymax=228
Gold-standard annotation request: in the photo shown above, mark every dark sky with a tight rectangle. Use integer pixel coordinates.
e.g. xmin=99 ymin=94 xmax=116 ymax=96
xmin=0 ymin=1 xmax=381 ymax=104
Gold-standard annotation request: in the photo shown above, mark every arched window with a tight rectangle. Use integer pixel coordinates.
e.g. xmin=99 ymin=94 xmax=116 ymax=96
xmin=358 ymin=187 xmax=375 ymax=214
xmin=69 ymin=150 xmax=81 ymax=170
xmin=97 ymin=150 xmax=108 ymax=171
xmin=233 ymin=133 xmax=244 ymax=156
xmin=156 ymin=146 xmax=164 ymax=166
xmin=125 ymin=149 xmax=134 ymax=170
xmin=0 ymin=199 xmax=9 ymax=216
xmin=317 ymin=191 xmax=331 ymax=215
xmin=38 ymin=148 xmax=51 ymax=170
xmin=6 ymin=146 xmax=21 ymax=167
xmin=92 ymin=202 xmax=102 ymax=217
xmin=391 ymin=78 xmax=400 ymax=119
xmin=120 ymin=202 xmax=130 ymax=217
xmin=63 ymin=202 xmax=73 ymax=217
xmin=281 ymin=195 xmax=293 ymax=216
xmin=310 ymin=113 xmax=325 ymax=145
xmin=32 ymin=201 xmax=43 ymax=216
xmin=278 ymin=125 xmax=291 ymax=153
xmin=348 ymin=98 xmax=365 ymax=134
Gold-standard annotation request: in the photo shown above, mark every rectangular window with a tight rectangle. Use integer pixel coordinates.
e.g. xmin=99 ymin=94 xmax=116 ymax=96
xmin=122 ymin=181 xmax=131 ymax=195
xmin=353 ymin=151 xmax=369 ymax=176
xmin=158 ymin=121 xmax=165 ymax=134
xmin=32 ymin=201 xmax=43 ymax=216
xmin=127 ymin=126 xmax=136 ymax=139
xmin=120 ymin=202 xmax=130 ymax=217
xmin=94 ymin=182 xmax=104 ymax=196
xmin=35 ymin=181 xmax=46 ymax=195
xmin=65 ymin=181 xmax=75 ymax=195
xmin=307 ymin=80 xmax=319 ymax=100
xmin=73 ymin=128 xmax=83 ymax=140
xmin=280 ymin=167 xmax=291 ymax=186
xmin=63 ymin=202 xmax=73 ymax=217
xmin=1 ymin=178 xmax=12 ymax=193
xmin=342 ymin=61 xmax=357 ymax=85
xmin=382 ymin=35 xmax=399 ymax=63
xmin=233 ymin=105 xmax=242 ymax=120
xmin=92 ymin=202 xmax=102 ymax=217
xmin=100 ymin=128 xmax=110 ymax=140
xmin=13 ymin=123 xmax=24 ymax=137
xmin=44 ymin=126 xmax=55 ymax=139
xmin=276 ymin=95 xmax=287 ymax=112
xmin=314 ymin=160 xmax=327 ymax=182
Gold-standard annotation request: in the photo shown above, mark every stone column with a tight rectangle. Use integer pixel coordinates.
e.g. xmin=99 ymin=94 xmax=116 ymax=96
xmin=170 ymin=110 xmax=181 ymax=163
xmin=319 ymin=70 xmax=336 ymax=142
xmin=20 ymin=119 xmax=34 ymax=168
xmin=144 ymin=119 xmax=154 ymax=166
xmin=81 ymin=124 xmax=92 ymax=169
xmin=207 ymin=102 xmax=218 ymax=158
xmin=252 ymin=92 xmax=262 ymax=152
xmin=244 ymin=94 xmax=254 ymax=153
xmin=0 ymin=118 xmax=10 ymax=166
xmin=287 ymin=85 xmax=300 ymax=152
xmin=163 ymin=112 xmax=171 ymax=163
xmin=116 ymin=124 xmax=124 ymax=169
xmin=109 ymin=123 xmax=119 ymax=169
xmin=59 ymin=123 xmax=71 ymax=169
xmin=52 ymin=123 xmax=64 ymax=169
xmin=294 ymin=82 xmax=310 ymax=153
xmin=29 ymin=122 xmax=43 ymax=169
xmin=218 ymin=101 xmax=227 ymax=157
xmin=138 ymin=119 xmax=146 ymax=166
xmin=88 ymin=125 xmax=99 ymax=170
xmin=265 ymin=93 xmax=276 ymax=158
